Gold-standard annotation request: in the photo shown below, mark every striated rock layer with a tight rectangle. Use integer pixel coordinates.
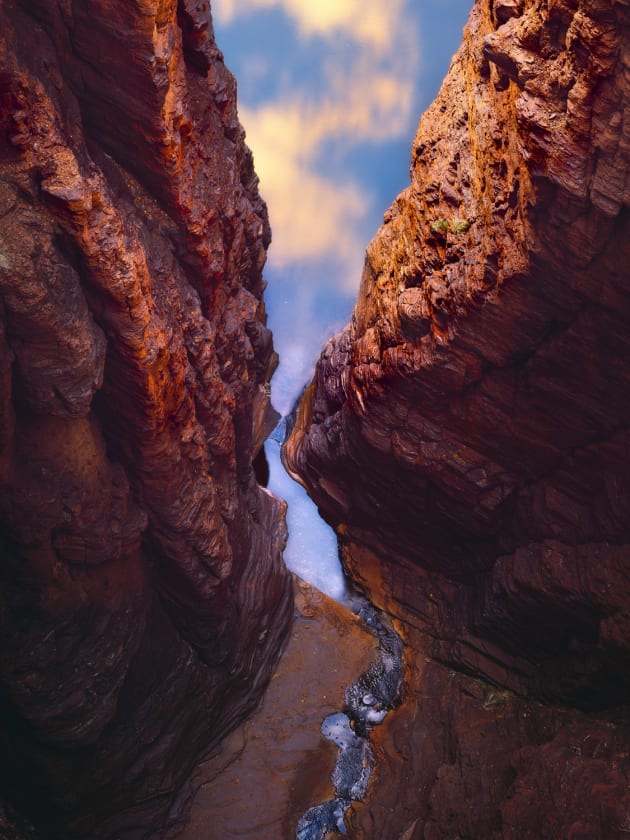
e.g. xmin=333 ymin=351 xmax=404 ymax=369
xmin=0 ymin=1 xmax=292 ymax=837
xmin=286 ymin=0 xmax=630 ymax=834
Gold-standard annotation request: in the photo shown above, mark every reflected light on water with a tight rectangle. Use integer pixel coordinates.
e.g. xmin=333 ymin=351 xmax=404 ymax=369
xmin=265 ymin=437 xmax=347 ymax=601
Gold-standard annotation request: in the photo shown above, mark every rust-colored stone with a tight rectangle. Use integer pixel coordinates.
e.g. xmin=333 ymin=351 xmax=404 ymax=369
xmin=287 ymin=0 xmax=630 ymax=834
xmin=0 ymin=1 xmax=292 ymax=836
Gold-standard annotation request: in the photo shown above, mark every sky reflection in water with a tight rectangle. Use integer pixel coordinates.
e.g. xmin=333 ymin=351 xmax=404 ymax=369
xmin=265 ymin=437 xmax=346 ymax=600
xmin=215 ymin=1 xmax=472 ymax=597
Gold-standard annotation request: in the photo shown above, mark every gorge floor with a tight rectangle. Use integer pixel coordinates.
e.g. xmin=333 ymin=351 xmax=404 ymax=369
xmin=176 ymin=580 xmax=382 ymax=839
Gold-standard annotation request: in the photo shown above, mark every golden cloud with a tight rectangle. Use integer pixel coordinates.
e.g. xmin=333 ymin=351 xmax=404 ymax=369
xmin=215 ymin=0 xmax=402 ymax=52
xmin=242 ymin=102 xmax=367 ymax=276
xmin=218 ymin=0 xmax=420 ymax=285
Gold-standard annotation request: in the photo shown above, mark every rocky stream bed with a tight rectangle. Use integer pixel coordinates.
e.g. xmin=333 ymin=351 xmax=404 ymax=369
xmin=296 ymin=595 xmax=404 ymax=838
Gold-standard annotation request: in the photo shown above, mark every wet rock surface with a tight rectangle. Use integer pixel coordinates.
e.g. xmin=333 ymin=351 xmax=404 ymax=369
xmin=296 ymin=594 xmax=403 ymax=839
xmin=0 ymin=1 xmax=292 ymax=836
xmin=323 ymin=713 xmax=374 ymax=802
xmin=176 ymin=581 xmax=378 ymax=840
xmin=344 ymin=599 xmax=404 ymax=737
xmin=286 ymin=0 xmax=630 ymax=835
xmin=296 ymin=798 xmax=351 ymax=840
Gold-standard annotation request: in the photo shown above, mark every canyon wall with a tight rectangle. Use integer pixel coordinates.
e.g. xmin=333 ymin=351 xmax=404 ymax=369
xmin=286 ymin=0 xmax=630 ymax=835
xmin=0 ymin=1 xmax=292 ymax=836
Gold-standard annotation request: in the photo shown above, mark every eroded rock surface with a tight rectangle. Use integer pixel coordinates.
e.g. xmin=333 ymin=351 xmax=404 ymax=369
xmin=0 ymin=1 xmax=292 ymax=836
xmin=286 ymin=0 xmax=630 ymax=834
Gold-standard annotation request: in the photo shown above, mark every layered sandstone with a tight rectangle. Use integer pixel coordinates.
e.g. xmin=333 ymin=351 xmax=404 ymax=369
xmin=0 ymin=1 xmax=292 ymax=836
xmin=286 ymin=0 xmax=630 ymax=834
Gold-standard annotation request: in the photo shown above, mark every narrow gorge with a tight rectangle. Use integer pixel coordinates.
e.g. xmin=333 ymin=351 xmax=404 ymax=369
xmin=1 ymin=0 xmax=629 ymax=839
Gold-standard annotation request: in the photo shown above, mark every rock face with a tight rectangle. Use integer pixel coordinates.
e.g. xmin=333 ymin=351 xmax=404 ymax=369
xmin=286 ymin=0 xmax=630 ymax=834
xmin=0 ymin=1 xmax=292 ymax=837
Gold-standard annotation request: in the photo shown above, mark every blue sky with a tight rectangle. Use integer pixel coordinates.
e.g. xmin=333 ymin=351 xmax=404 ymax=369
xmin=214 ymin=0 xmax=472 ymax=416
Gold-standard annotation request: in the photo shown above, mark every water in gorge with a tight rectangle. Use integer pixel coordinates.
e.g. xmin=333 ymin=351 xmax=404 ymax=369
xmin=263 ymin=411 xmax=405 ymax=837
xmin=265 ymin=430 xmax=347 ymax=602
xmin=215 ymin=0 xmax=472 ymax=602
xmin=215 ymin=0 xmax=472 ymax=605
xmin=295 ymin=596 xmax=404 ymax=839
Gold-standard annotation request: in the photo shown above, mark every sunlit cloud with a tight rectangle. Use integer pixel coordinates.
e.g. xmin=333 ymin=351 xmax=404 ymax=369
xmin=215 ymin=0 xmax=403 ymax=52
xmin=240 ymin=102 xmax=368 ymax=277
xmin=221 ymin=0 xmax=420 ymax=283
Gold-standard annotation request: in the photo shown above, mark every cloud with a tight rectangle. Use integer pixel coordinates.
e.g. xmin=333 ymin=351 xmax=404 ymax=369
xmin=240 ymin=101 xmax=368 ymax=274
xmin=215 ymin=0 xmax=402 ymax=52
xmin=265 ymin=266 xmax=353 ymax=415
xmin=226 ymin=1 xmax=419 ymax=282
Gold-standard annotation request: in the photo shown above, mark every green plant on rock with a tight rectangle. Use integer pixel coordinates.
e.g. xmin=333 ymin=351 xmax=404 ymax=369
xmin=430 ymin=217 xmax=451 ymax=234
xmin=429 ymin=217 xmax=471 ymax=236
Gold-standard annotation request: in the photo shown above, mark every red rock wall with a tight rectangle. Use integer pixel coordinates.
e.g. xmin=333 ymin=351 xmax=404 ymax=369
xmin=286 ymin=0 xmax=630 ymax=834
xmin=0 ymin=1 xmax=292 ymax=836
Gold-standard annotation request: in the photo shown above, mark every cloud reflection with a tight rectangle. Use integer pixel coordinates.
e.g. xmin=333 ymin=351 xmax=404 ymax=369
xmin=265 ymin=438 xmax=347 ymax=601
